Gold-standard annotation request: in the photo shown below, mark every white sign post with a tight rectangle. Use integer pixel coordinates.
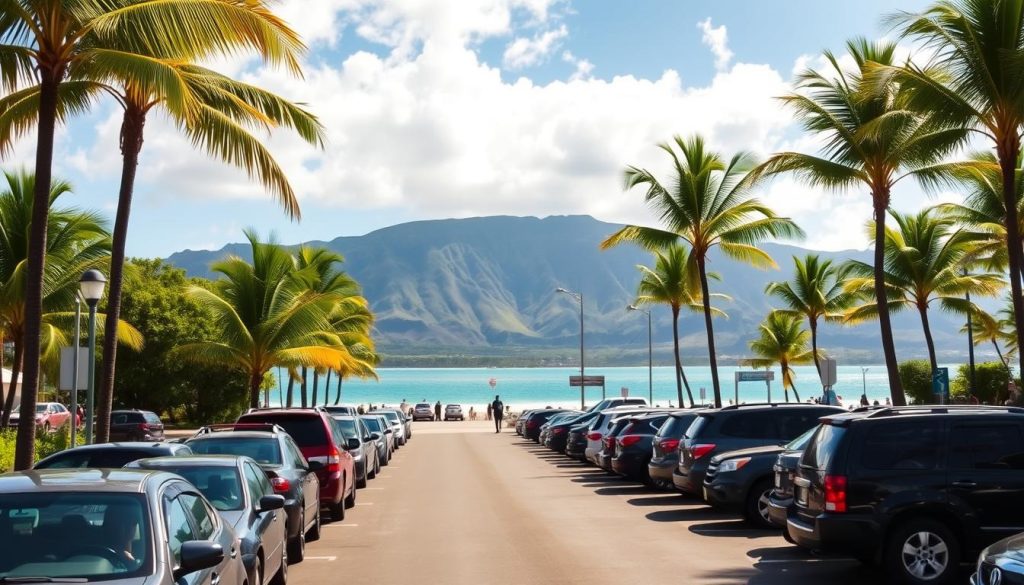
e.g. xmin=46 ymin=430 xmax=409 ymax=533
xmin=734 ymin=370 xmax=775 ymax=404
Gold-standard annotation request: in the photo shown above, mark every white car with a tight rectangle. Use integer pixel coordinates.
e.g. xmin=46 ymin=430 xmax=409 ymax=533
xmin=412 ymin=403 xmax=434 ymax=421
xmin=584 ymin=406 xmax=652 ymax=465
xmin=444 ymin=404 xmax=464 ymax=421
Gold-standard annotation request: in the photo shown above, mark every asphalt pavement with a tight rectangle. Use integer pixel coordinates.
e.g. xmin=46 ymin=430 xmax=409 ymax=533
xmin=288 ymin=420 xmax=878 ymax=584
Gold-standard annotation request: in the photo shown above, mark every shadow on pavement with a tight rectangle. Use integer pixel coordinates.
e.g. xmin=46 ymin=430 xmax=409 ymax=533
xmin=625 ymin=494 xmax=684 ymax=507
xmin=688 ymin=520 xmax=778 ymax=539
xmin=645 ymin=505 xmax=732 ymax=523
xmin=593 ymin=485 xmax=656 ymax=497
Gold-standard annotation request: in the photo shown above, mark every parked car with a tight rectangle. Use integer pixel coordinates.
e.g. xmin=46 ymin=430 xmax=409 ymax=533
xmin=539 ymin=412 xmax=578 ymax=447
xmin=611 ymin=411 xmax=675 ymax=484
xmin=412 ymin=403 xmax=434 ymax=421
xmin=360 ymin=415 xmax=392 ymax=466
xmin=109 ymin=409 xmax=166 ymax=442
xmin=330 ymin=415 xmax=380 ymax=488
xmin=524 ymin=409 xmax=575 ymax=442
xmin=564 ymin=423 xmax=591 ymax=461
xmin=546 ymin=411 xmax=600 ymax=453
xmin=394 ymin=408 xmax=412 ymax=439
xmin=322 ymin=406 xmax=358 ymax=416
xmin=598 ymin=416 xmax=637 ymax=472
xmin=236 ymin=407 xmax=356 ymax=522
xmin=704 ymin=425 xmax=818 ymax=527
xmin=516 ymin=410 xmax=538 ymax=435
xmin=648 ymin=410 xmax=705 ymax=490
xmin=584 ymin=406 xmax=652 ymax=465
xmin=444 ymin=404 xmax=464 ymax=421
xmin=673 ymin=403 xmax=843 ymax=497
xmin=9 ymin=401 xmax=72 ymax=432
xmin=34 ymin=441 xmax=193 ymax=469
xmin=586 ymin=397 xmax=648 ymax=412
xmin=377 ymin=410 xmax=407 ymax=447
xmin=0 ymin=468 xmax=248 ymax=585
xmin=787 ymin=405 xmax=1024 ymax=585
xmin=186 ymin=425 xmax=321 ymax=562
xmin=767 ymin=427 xmax=820 ymax=533
xmin=127 ymin=456 xmax=286 ymax=585
xmin=972 ymin=531 xmax=1024 ymax=585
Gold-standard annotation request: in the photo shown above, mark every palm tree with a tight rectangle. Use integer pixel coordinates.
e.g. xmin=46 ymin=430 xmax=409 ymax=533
xmin=174 ymin=231 xmax=352 ymax=408
xmin=747 ymin=38 xmax=968 ymax=406
xmin=744 ymin=311 xmax=816 ymax=402
xmin=891 ymin=0 xmax=1024 ymax=389
xmin=766 ymin=255 xmax=855 ymax=379
xmin=633 ymin=244 xmax=728 ymax=407
xmin=966 ymin=307 xmax=1014 ymax=373
xmin=602 ymin=135 xmax=803 ymax=408
xmin=843 ymin=208 xmax=1004 ymax=372
xmin=1 ymin=0 xmax=307 ymax=469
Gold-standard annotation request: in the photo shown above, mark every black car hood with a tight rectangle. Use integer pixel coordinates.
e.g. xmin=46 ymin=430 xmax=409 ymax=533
xmin=710 ymin=444 xmax=785 ymax=464
xmin=986 ymin=532 xmax=1024 ymax=561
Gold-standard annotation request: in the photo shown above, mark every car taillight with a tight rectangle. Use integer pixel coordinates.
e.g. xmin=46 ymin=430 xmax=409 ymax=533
xmin=587 ymin=432 xmax=602 ymax=441
xmin=270 ymin=477 xmax=291 ymax=493
xmin=138 ymin=423 xmax=150 ymax=431
xmin=327 ymin=445 xmax=342 ymax=473
xmin=619 ymin=435 xmax=642 ymax=448
xmin=659 ymin=438 xmax=680 ymax=452
xmin=688 ymin=443 xmax=716 ymax=460
xmin=553 ymin=427 xmax=566 ymax=435
xmin=528 ymin=421 xmax=539 ymax=428
xmin=824 ymin=475 xmax=847 ymax=513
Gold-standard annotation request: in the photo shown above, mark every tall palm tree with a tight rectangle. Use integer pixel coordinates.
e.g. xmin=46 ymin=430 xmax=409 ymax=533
xmin=744 ymin=311 xmax=816 ymax=402
xmin=747 ymin=38 xmax=968 ymax=406
xmin=766 ymin=255 xmax=855 ymax=379
xmin=843 ymin=208 xmax=1004 ymax=372
xmin=634 ymin=244 xmax=727 ymax=407
xmin=174 ymin=231 xmax=352 ymax=408
xmin=966 ymin=307 xmax=1014 ymax=373
xmin=1 ymin=0 xmax=307 ymax=469
xmin=890 ymin=0 xmax=1024 ymax=387
xmin=602 ymin=135 xmax=803 ymax=408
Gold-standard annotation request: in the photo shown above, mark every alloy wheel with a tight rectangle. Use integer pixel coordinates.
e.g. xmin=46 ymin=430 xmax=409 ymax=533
xmin=901 ymin=530 xmax=949 ymax=581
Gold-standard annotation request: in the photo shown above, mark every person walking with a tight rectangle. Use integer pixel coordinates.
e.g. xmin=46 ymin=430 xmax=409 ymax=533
xmin=434 ymin=401 xmax=441 ymax=421
xmin=491 ymin=395 xmax=504 ymax=433
xmin=485 ymin=402 xmax=492 ymax=421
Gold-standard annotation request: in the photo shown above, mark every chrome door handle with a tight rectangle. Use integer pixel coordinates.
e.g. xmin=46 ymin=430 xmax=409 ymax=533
xmin=952 ymin=480 xmax=977 ymax=488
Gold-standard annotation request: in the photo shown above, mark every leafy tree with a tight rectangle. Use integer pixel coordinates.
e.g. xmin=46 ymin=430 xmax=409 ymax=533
xmin=899 ymin=359 xmax=934 ymax=404
xmin=844 ymin=208 xmax=1003 ymax=371
xmin=602 ymin=135 xmax=803 ymax=407
xmin=744 ymin=311 xmax=815 ymax=402
xmin=749 ymin=39 xmax=968 ymax=406
xmin=951 ymin=361 xmax=1011 ymax=404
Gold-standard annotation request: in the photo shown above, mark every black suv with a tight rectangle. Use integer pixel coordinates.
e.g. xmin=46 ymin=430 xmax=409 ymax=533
xmin=109 ymin=409 xmax=165 ymax=442
xmin=787 ymin=406 xmax=1024 ymax=585
xmin=648 ymin=410 xmax=705 ymax=490
xmin=673 ymin=403 xmax=843 ymax=497
xmin=610 ymin=411 xmax=675 ymax=484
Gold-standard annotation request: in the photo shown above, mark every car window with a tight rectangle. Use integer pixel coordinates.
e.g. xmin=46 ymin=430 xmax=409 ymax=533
xmin=861 ymin=421 xmax=941 ymax=471
xmin=284 ymin=437 xmax=308 ymax=467
xmin=90 ymin=450 xmax=160 ymax=468
xmin=179 ymin=493 xmax=216 ymax=540
xmin=112 ymin=413 xmax=129 ymax=425
xmin=684 ymin=415 xmax=710 ymax=439
xmin=244 ymin=462 xmax=269 ymax=500
xmin=165 ymin=496 xmax=196 ymax=564
xmin=188 ymin=437 xmax=283 ymax=465
xmin=949 ymin=424 xmax=1024 ymax=470
xmin=170 ymin=467 xmax=244 ymax=512
xmin=803 ymin=423 xmax=847 ymax=471
xmin=238 ymin=415 xmax=328 ymax=448
xmin=720 ymin=412 xmax=778 ymax=439
xmin=333 ymin=417 xmax=358 ymax=440
xmin=143 ymin=412 xmax=162 ymax=424
xmin=778 ymin=409 xmax=832 ymax=440
xmin=35 ymin=451 xmax=88 ymax=469
xmin=358 ymin=419 xmax=372 ymax=441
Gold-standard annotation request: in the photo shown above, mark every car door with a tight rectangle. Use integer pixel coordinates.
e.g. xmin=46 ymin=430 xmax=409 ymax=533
xmin=285 ymin=437 xmax=319 ymax=522
xmin=244 ymin=461 xmax=283 ymax=578
xmin=164 ymin=489 xmax=237 ymax=585
xmin=947 ymin=420 xmax=1024 ymax=541
xmin=358 ymin=420 xmax=375 ymax=467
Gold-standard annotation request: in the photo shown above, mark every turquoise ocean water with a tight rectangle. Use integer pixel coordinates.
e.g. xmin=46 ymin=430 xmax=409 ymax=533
xmin=266 ymin=364 xmax=950 ymax=411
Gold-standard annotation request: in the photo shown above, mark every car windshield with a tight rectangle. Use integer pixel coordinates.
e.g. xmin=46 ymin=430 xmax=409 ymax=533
xmin=35 ymin=404 xmax=48 ymax=413
xmin=161 ymin=466 xmax=244 ymax=511
xmin=416 ymin=404 xmax=430 ymax=409
xmin=0 ymin=492 xmax=151 ymax=581
xmin=785 ymin=426 xmax=818 ymax=451
xmin=333 ymin=418 xmax=358 ymax=440
xmin=381 ymin=412 xmax=400 ymax=423
xmin=188 ymin=437 xmax=282 ymax=465
xmin=143 ymin=412 xmax=161 ymax=425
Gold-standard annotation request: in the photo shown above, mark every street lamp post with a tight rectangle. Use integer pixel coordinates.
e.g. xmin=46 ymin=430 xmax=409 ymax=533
xmin=70 ymin=296 xmax=81 ymax=447
xmin=80 ymin=269 xmax=106 ymax=444
xmin=556 ymin=287 xmax=584 ymax=409
xmin=628 ymin=305 xmax=653 ymax=405
xmin=861 ymin=367 xmax=869 ymax=404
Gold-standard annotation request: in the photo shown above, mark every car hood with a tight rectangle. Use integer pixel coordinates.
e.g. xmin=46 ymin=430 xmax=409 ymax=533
xmin=986 ymin=532 xmax=1024 ymax=561
xmin=710 ymin=444 xmax=785 ymax=464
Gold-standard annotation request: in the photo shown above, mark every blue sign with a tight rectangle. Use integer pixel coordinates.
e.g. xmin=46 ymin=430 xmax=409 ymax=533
xmin=932 ymin=368 xmax=950 ymax=396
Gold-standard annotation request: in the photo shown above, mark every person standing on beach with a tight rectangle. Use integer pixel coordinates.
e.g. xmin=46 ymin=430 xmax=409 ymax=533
xmin=491 ymin=395 xmax=504 ymax=433
xmin=434 ymin=401 xmax=441 ymax=421
xmin=486 ymin=402 xmax=492 ymax=421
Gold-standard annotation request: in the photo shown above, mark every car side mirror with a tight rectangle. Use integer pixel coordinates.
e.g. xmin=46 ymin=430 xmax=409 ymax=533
xmin=347 ymin=438 xmax=361 ymax=450
xmin=257 ymin=494 xmax=285 ymax=513
xmin=307 ymin=460 xmax=324 ymax=472
xmin=369 ymin=433 xmax=381 ymax=441
xmin=176 ymin=541 xmax=223 ymax=578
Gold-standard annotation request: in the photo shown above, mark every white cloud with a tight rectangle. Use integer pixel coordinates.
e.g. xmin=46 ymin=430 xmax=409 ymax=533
xmin=562 ymin=50 xmax=593 ymax=81
xmin=698 ymin=17 xmax=733 ymax=71
xmin=504 ymin=25 xmax=568 ymax=69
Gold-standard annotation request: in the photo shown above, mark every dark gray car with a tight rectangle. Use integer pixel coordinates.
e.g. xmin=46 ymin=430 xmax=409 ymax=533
xmin=0 ymin=468 xmax=248 ymax=585
xmin=359 ymin=415 xmax=391 ymax=466
xmin=34 ymin=442 xmax=193 ymax=469
xmin=330 ymin=415 xmax=380 ymax=488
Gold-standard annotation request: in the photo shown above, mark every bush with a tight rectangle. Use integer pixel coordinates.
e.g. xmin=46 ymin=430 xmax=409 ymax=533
xmin=951 ymin=362 xmax=1013 ymax=404
xmin=899 ymin=360 xmax=935 ymax=404
xmin=0 ymin=427 xmax=84 ymax=473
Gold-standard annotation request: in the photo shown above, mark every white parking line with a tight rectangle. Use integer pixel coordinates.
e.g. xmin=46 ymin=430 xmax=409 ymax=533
xmin=305 ymin=556 xmax=337 ymax=561
xmin=325 ymin=523 xmax=358 ymax=527
xmin=356 ymin=502 xmax=374 ymax=506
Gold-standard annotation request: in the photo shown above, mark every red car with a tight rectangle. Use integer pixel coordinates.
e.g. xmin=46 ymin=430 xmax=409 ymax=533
xmin=236 ymin=407 xmax=357 ymax=521
xmin=8 ymin=402 xmax=72 ymax=432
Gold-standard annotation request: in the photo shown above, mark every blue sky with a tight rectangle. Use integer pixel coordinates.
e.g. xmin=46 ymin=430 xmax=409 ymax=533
xmin=6 ymin=0 xmax=936 ymax=258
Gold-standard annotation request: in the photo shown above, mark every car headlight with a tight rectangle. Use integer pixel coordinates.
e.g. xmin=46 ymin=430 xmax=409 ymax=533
xmin=717 ymin=457 xmax=752 ymax=473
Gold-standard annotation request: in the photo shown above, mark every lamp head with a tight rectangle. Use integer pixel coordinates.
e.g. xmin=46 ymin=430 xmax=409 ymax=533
xmin=555 ymin=287 xmax=568 ymax=293
xmin=79 ymin=269 xmax=107 ymax=304
xmin=627 ymin=304 xmax=638 ymax=312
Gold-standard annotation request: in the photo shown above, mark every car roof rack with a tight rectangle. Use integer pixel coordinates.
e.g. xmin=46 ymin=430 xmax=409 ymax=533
xmin=244 ymin=405 xmax=327 ymax=414
xmin=191 ymin=423 xmax=287 ymax=437
xmin=863 ymin=405 xmax=1024 ymax=418
xmin=718 ymin=402 xmax=812 ymax=411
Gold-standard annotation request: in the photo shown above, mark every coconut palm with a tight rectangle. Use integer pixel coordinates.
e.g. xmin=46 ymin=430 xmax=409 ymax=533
xmin=965 ymin=307 xmax=1014 ymax=373
xmin=633 ymin=244 xmax=728 ymax=407
xmin=1 ymin=0 xmax=307 ymax=469
xmin=765 ymin=255 xmax=856 ymax=378
xmin=174 ymin=231 xmax=353 ymax=409
xmin=747 ymin=39 xmax=968 ymax=406
xmin=602 ymin=134 xmax=803 ymax=408
xmin=843 ymin=208 xmax=1004 ymax=372
xmin=890 ymin=0 xmax=1024 ymax=388
xmin=744 ymin=311 xmax=816 ymax=402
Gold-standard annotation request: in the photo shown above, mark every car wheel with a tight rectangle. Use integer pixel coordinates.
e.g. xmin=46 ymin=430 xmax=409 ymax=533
xmin=885 ymin=518 xmax=959 ymax=585
xmin=357 ymin=465 xmax=368 ymax=489
xmin=367 ymin=459 xmax=377 ymax=480
xmin=270 ymin=545 xmax=287 ymax=585
xmin=344 ymin=478 xmax=357 ymax=509
xmin=288 ymin=511 xmax=305 ymax=563
xmin=306 ymin=507 xmax=321 ymax=543
xmin=743 ymin=479 xmax=774 ymax=529
xmin=329 ymin=499 xmax=345 ymax=522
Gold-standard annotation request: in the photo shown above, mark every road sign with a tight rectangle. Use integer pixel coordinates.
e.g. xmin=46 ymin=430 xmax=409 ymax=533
xmin=59 ymin=347 xmax=89 ymax=391
xmin=819 ymin=358 xmax=837 ymax=387
xmin=620 ymin=387 xmax=629 ymax=397
xmin=699 ymin=387 xmax=706 ymax=400
xmin=735 ymin=370 xmax=775 ymax=382
xmin=569 ymin=375 xmax=605 ymax=387
xmin=932 ymin=367 xmax=950 ymax=396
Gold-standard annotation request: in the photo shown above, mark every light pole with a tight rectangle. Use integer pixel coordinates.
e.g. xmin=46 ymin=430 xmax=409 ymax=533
xmin=861 ymin=367 xmax=869 ymax=404
xmin=556 ymin=287 xmax=584 ymax=409
xmin=628 ymin=305 xmax=653 ymax=405
xmin=70 ymin=296 xmax=81 ymax=447
xmin=80 ymin=269 xmax=106 ymax=444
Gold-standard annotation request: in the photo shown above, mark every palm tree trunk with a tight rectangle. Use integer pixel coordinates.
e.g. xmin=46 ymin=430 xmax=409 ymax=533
xmin=791 ymin=380 xmax=801 ymax=403
xmin=671 ymin=306 xmax=693 ymax=407
xmin=810 ymin=318 xmax=821 ymax=375
xmin=994 ymin=339 xmax=1010 ymax=373
xmin=300 ymin=367 xmax=308 ymax=408
xmin=311 ymin=371 xmax=319 ymax=406
xmin=999 ymin=145 xmax=1024 ymax=381
xmin=248 ymin=370 xmax=262 ymax=409
xmin=873 ymin=196 xmax=906 ymax=406
xmin=323 ymin=370 xmax=331 ymax=406
xmin=334 ymin=374 xmax=343 ymax=405
xmin=15 ymin=68 xmax=64 ymax=471
xmin=286 ymin=374 xmax=295 ymax=408
xmin=96 ymin=103 xmax=147 ymax=444
xmin=679 ymin=366 xmax=694 ymax=404
xmin=919 ymin=304 xmax=938 ymax=374
xmin=697 ymin=255 xmax=723 ymax=408
xmin=0 ymin=333 xmax=6 ymax=422
xmin=2 ymin=340 xmax=23 ymax=428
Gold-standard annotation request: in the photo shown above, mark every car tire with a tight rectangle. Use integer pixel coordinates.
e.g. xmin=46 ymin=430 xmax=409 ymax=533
xmin=344 ymin=478 xmax=357 ymax=509
xmin=368 ymin=460 xmax=377 ymax=480
xmin=357 ymin=465 xmax=368 ymax=489
xmin=743 ymin=479 xmax=774 ymax=529
xmin=884 ymin=518 xmax=959 ymax=585
xmin=288 ymin=510 xmax=306 ymax=563
xmin=329 ymin=499 xmax=345 ymax=522
xmin=306 ymin=508 xmax=321 ymax=543
xmin=269 ymin=545 xmax=287 ymax=585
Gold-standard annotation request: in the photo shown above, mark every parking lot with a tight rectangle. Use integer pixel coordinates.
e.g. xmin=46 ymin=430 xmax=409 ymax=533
xmin=289 ymin=420 xmax=880 ymax=585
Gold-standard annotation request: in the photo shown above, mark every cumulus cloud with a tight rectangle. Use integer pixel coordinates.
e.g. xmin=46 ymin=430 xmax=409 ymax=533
xmin=698 ymin=17 xmax=734 ymax=71
xmin=504 ymin=25 xmax=568 ymax=69
xmin=562 ymin=50 xmax=593 ymax=81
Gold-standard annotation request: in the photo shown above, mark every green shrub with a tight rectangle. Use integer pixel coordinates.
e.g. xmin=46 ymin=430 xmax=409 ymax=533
xmin=899 ymin=360 xmax=935 ymax=404
xmin=0 ymin=427 xmax=86 ymax=473
xmin=951 ymin=362 xmax=1013 ymax=404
